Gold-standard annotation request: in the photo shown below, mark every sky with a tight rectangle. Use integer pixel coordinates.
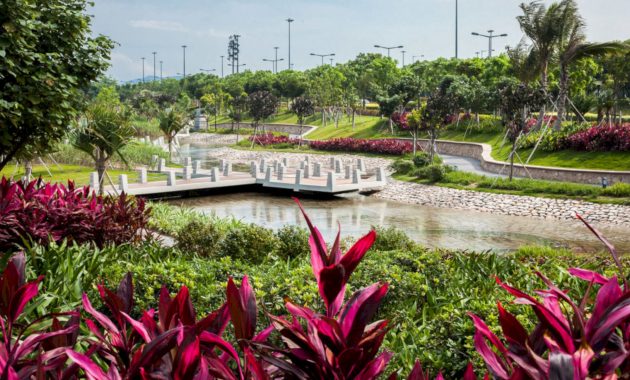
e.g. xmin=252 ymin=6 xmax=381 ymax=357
xmin=89 ymin=0 xmax=630 ymax=82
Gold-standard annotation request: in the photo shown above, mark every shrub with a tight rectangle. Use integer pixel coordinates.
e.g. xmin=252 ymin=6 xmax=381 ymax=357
xmin=371 ymin=225 xmax=417 ymax=252
xmin=310 ymin=138 xmax=413 ymax=155
xmin=566 ymin=124 xmax=630 ymax=151
xmin=414 ymin=164 xmax=446 ymax=182
xmin=175 ymin=219 xmax=224 ymax=257
xmin=220 ymin=223 xmax=279 ymax=263
xmin=274 ymin=224 xmax=310 ymax=259
xmin=0 ymin=178 xmax=150 ymax=251
xmin=478 ymin=177 xmax=600 ymax=197
xmin=412 ymin=152 xmax=431 ymax=167
xmin=249 ymin=132 xmax=299 ymax=146
xmin=391 ymin=159 xmax=415 ymax=175
xmin=601 ymin=182 xmax=630 ymax=197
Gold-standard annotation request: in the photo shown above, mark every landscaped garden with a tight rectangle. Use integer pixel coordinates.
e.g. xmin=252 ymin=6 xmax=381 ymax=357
xmin=3 ymin=0 xmax=630 ymax=377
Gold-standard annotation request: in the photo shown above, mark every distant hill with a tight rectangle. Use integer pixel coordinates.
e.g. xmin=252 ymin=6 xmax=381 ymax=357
xmin=121 ymin=75 xmax=182 ymax=84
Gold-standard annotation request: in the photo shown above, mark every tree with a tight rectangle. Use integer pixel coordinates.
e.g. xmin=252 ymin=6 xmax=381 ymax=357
xmin=290 ymin=96 xmax=315 ymax=146
xmin=158 ymin=108 xmax=188 ymax=161
xmin=72 ymin=92 xmax=134 ymax=194
xmin=517 ymin=0 xmax=566 ymax=124
xmin=248 ymin=91 xmax=278 ymax=146
xmin=0 ymin=0 xmax=114 ymax=171
xmin=553 ymin=0 xmax=627 ymax=129
xmin=422 ymin=77 xmax=461 ymax=161
xmin=273 ymin=70 xmax=307 ymax=101
xmin=499 ymin=82 xmax=545 ymax=180
xmin=305 ymin=66 xmax=345 ymax=127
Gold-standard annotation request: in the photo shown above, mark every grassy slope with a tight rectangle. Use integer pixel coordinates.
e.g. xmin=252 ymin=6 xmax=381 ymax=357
xmin=1 ymin=164 xmax=165 ymax=186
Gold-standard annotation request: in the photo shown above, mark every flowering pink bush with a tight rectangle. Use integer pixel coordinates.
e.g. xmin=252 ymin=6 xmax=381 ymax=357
xmin=310 ymin=138 xmax=413 ymax=155
xmin=392 ymin=111 xmax=410 ymax=130
xmin=566 ymin=124 xmax=630 ymax=151
xmin=249 ymin=133 xmax=300 ymax=146
xmin=0 ymin=177 xmax=150 ymax=250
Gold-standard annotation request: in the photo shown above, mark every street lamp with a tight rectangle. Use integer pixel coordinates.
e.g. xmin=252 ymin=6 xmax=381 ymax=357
xmin=374 ymin=44 xmax=403 ymax=58
xmin=152 ymin=52 xmax=157 ymax=81
xmin=471 ymin=30 xmax=507 ymax=58
xmin=329 ymin=57 xmax=334 ymax=66
xmin=200 ymin=68 xmax=216 ymax=73
xmin=141 ymin=57 xmax=145 ymax=83
xmin=455 ymin=0 xmax=458 ymax=58
xmin=401 ymin=50 xmax=406 ymax=67
xmin=412 ymin=54 xmax=424 ymax=63
xmin=181 ymin=45 xmax=187 ymax=78
xmin=274 ymin=46 xmax=279 ymax=73
xmin=286 ymin=18 xmax=294 ymax=70
xmin=220 ymin=55 xmax=224 ymax=78
xmin=310 ymin=52 xmax=335 ymax=66
xmin=263 ymin=57 xmax=284 ymax=73
xmin=159 ymin=60 xmax=163 ymax=81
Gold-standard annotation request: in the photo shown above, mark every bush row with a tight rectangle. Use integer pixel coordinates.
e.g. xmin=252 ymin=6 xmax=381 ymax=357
xmin=310 ymin=138 xmax=413 ymax=155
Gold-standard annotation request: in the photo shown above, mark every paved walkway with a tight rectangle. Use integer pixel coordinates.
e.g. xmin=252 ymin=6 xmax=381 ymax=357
xmin=441 ymin=154 xmax=510 ymax=178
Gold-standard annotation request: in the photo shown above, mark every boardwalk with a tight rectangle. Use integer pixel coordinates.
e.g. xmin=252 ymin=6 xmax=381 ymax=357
xmin=98 ymin=156 xmax=387 ymax=197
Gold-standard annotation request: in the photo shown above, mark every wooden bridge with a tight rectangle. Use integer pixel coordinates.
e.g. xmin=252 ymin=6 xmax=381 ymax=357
xmin=97 ymin=156 xmax=387 ymax=198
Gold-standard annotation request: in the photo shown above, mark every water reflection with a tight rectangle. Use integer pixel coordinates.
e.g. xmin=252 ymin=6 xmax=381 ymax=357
xmin=169 ymin=192 xmax=630 ymax=253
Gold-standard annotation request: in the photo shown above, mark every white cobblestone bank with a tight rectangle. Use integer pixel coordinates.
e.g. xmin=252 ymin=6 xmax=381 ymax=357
xmin=375 ymin=180 xmax=630 ymax=227
xmin=179 ymin=133 xmax=240 ymax=146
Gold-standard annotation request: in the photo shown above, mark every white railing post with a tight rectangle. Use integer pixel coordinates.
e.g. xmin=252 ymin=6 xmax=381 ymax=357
xmin=334 ymin=159 xmax=341 ymax=174
xmin=303 ymin=164 xmax=310 ymax=178
xmin=183 ymin=165 xmax=192 ymax=180
xmin=210 ymin=167 xmax=220 ymax=182
xmin=326 ymin=172 xmax=336 ymax=191
xmin=89 ymin=172 xmax=99 ymax=192
xmin=250 ymin=161 xmax=258 ymax=177
xmin=137 ymin=168 xmax=148 ymax=184
xmin=184 ymin=157 xmax=192 ymax=167
xmin=345 ymin=165 xmax=351 ymax=179
xmin=158 ymin=158 xmax=167 ymax=172
xmin=118 ymin=174 xmax=129 ymax=192
xmin=167 ymin=170 xmax=176 ymax=186
xmin=376 ymin=167 xmax=386 ymax=182
xmin=295 ymin=169 xmax=303 ymax=189
xmin=352 ymin=169 xmax=361 ymax=184
xmin=223 ymin=161 xmax=232 ymax=176
xmin=313 ymin=163 xmax=321 ymax=177
xmin=193 ymin=160 xmax=201 ymax=174
xmin=357 ymin=158 xmax=366 ymax=172
xmin=278 ymin=165 xmax=285 ymax=181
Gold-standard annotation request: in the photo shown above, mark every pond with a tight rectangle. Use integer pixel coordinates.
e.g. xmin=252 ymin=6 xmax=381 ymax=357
xmin=169 ymin=192 xmax=630 ymax=253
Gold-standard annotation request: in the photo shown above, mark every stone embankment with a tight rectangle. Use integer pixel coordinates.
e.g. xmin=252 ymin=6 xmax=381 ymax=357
xmin=375 ymin=180 xmax=630 ymax=227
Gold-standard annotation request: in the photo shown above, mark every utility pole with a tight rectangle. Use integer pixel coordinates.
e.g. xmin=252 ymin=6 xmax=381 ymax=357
xmin=152 ymin=52 xmax=157 ymax=82
xmin=220 ymin=55 xmax=224 ymax=77
xmin=286 ymin=18 xmax=294 ymax=70
xmin=141 ymin=57 xmax=145 ymax=83
xmin=228 ymin=35 xmax=241 ymax=74
xmin=374 ymin=44 xmax=403 ymax=58
xmin=472 ymin=30 xmax=507 ymax=58
xmin=159 ymin=60 xmax=163 ymax=81
xmin=455 ymin=0 xmax=458 ymax=58
xmin=181 ymin=45 xmax=187 ymax=78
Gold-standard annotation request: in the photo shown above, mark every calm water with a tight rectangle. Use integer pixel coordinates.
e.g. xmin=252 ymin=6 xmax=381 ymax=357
xmin=169 ymin=192 xmax=630 ymax=253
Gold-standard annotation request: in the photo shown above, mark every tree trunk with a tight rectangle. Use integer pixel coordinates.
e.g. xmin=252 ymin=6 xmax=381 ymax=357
xmin=168 ymin=137 xmax=173 ymax=162
xmin=412 ymin=129 xmax=417 ymax=156
xmin=536 ymin=64 xmax=549 ymax=129
xmin=428 ymin=129 xmax=436 ymax=162
xmin=352 ymin=110 xmax=356 ymax=130
xmin=96 ymin=154 xmax=106 ymax=195
xmin=509 ymin=149 xmax=515 ymax=181
xmin=554 ymin=64 xmax=569 ymax=131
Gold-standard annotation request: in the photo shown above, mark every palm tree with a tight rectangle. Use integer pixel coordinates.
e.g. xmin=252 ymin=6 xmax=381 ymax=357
xmin=517 ymin=1 xmax=565 ymax=124
xmin=552 ymin=0 xmax=627 ymax=129
xmin=158 ymin=108 xmax=188 ymax=161
xmin=73 ymin=102 xmax=134 ymax=194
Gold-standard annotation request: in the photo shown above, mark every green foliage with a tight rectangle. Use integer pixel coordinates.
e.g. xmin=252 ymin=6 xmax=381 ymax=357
xmin=412 ymin=152 xmax=431 ymax=167
xmin=219 ymin=223 xmax=279 ymax=264
xmin=176 ymin=219 xmax=225 ymax=258
xmin=478 ymin=177 xmax=600 ymax=196
xmin=371 ymin=226 xmax=417 ymax=252
xmin=413 ymin=164 xmax=446 ymax=182
xmin=601 ymin=182 xmax=630 ymax=197
xmin=274 ymin=225 xmax=310 ymax=260
xmin=0 ymin=0 xmax=114 ymax=170
xmin=390 ymin=159 xmax=415 ymax=175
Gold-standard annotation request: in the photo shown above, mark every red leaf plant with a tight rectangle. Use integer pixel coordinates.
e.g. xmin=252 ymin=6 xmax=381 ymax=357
xmin=310 ymin=138 xmax=413 ymax=155
xmin=0 ymin=178 xmax=150 ymax=251
xmin=0 ymin=251 xmax=81 ymax=379
xmin=470 ymin=214 xmax=630 ymax=379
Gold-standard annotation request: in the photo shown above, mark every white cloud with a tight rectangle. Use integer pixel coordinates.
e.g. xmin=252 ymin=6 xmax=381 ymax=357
xmin=130 ymin=19 xmax=188 ymax=33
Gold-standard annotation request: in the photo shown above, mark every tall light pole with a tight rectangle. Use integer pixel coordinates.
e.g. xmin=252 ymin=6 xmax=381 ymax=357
xmin=310 ymin=52 xmax=335 ymax=66
xmin=152 ymin=52 xmax=157 ymax=82
xmin=374 ymin=44 xmax=403 ymax=58
xmin=286 ymin=18 xmax=294 ymax=70
xmin=141 ymin=57 xmax=145 ymax=83
xmin=263 ymin=57 xmax=284 ymax=73
xmin=220 ymin=55 xmax=224 ymax=78
xmin=274 ymin=46 xmax=279 ymax=73
xmin=412 ymin=54 xmax=425 ymax=63
xmin=329 ymin=57 xmax=334 ymax=66
xmin=181 ymin=45 xmax=187 ymax=78
xmin=401 ymin=50 xmax=406 ymax=67
xmin=471 ymin=30 xmax=507 ymax=58
xmin=200 ymin=68 xmax=216 ymax=74
xmin=159 ymin=60 xmax=163 ymax=81
xmin=455 ymin=0 xmax=458 ymax=58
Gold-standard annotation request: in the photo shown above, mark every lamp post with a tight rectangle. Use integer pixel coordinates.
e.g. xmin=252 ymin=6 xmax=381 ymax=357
xmin=401 ymin=50 xmax=406 ymax=67
xmin=181 ymin=45 xmax=187 ymax=78
xmin=152 ymin=52 xmax=157 ymax=82
xmin=412 ymin=54 xmax=424 ymax=63
xmin=374 ymin=44 xmax=403 ymax=58
xmin=220 ymin=55 xmax=224 ymax=78
xmin=286 ymin=18 xmax=294 ymax=70
xmin=141 ymin=57 xmax=145 ymax=83
xmin=310 ymin=52 xmax=335 ymax=66
xmin=263 ymin=57 xmax=284 ymax=73
xmin=471 ymin=30 xmax=507 ymax=58
xmin=159 ymin=60 xmax=163 ymax=81
xmin=455 ymin=0 xmax=458 ymax=58
xmin=200 ymin=68 xmax=216 ymax=73
xmin=329 ymin=57 xmax=334 ymax=66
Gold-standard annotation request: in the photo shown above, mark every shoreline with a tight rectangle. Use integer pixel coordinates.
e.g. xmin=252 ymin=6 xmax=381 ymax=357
xmin=182 ymin=134 xmax=630 ymax=228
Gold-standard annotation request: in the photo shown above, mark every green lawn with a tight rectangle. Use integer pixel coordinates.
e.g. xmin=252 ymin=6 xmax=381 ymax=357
xmin=438 ymin=130 xmax=630 ymax=171
xmin=1 ymin=164 xmax=165 ymax=186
